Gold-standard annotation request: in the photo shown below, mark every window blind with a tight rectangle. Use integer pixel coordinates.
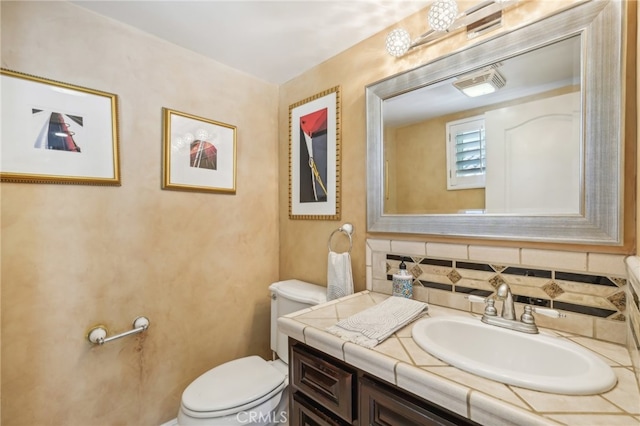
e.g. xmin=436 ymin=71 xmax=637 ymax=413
xmin=446 ymin=115 xmax=486 ymax=190
xmin=454 ymin=127 xmax=485 ymax=178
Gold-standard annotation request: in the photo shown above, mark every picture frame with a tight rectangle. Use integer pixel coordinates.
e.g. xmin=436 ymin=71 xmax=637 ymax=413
xmin=0 ymin=68 xmax=120 ymax=185
xmin=289 ymin=86 xmax=341 ymax=220
xmin=162 ymin=107 xmax=237 ymax=194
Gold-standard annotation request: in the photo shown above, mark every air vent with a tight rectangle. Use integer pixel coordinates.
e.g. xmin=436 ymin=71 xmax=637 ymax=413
xmin=454 ymin=69 xmax=505 ymax=90
xmin=453 ymin=68 xmax=506 ymax=97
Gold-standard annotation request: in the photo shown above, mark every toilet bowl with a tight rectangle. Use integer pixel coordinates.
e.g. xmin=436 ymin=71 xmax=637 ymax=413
xmin=178 ymin=356 xmax=287 ymax=426
xmin=176 ymin=280 xmax=326 ymax=425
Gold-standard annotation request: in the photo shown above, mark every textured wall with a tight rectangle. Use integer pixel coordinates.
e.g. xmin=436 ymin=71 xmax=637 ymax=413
xmin=1 ymin=2 xmax=279 ymax=425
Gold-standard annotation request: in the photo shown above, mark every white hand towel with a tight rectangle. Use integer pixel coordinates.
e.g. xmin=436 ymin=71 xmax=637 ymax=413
xmin=326 ymin=297 xmax=427 ymax=348
xmin=327 ymin=251 xmax=354 ymax=301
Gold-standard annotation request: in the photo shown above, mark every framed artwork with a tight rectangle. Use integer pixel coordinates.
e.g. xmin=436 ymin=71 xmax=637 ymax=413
xmin=289 ymin=86 xmax=341 ymax=220
xmin=0 ymin=68 xmax=120 ymax=185
xmin=162 ymin=107 xmax=236 ymax=194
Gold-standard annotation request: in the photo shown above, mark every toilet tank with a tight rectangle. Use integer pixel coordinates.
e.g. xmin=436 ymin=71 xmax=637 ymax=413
xmin=269 ymin=280 xmax=327 ymax=363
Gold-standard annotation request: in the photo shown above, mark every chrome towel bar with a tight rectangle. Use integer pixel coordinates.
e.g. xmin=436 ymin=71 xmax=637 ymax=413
xmin=87 ymin=316 xmax=150 ymax=345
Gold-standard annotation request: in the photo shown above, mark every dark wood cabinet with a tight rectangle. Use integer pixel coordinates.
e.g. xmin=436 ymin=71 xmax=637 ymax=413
xmin=359 ymin=376 xmax=476 ymax=426
xmin=290 ymin=341 xmax=357 ymax=423
xmin=290 ymin=393 xmax=351 ymax=426
xmin=289 ymin=339 xmax=480 ymax=426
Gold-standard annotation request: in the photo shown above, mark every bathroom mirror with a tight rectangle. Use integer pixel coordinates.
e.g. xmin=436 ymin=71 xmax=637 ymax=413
xmin=366 ymin=0 xmax=624 ymax=245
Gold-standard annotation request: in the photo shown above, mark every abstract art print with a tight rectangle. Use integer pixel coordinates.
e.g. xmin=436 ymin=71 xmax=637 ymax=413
xmin=162 ymin=108 xmax=236 ymax=194
xmin=0 ymin=69 xmax=120 ymax=185
xmin=289 ymin=86 xmax=341 ymax=220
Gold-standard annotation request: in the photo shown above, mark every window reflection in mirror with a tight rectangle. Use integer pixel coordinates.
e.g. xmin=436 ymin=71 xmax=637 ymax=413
xmin=382 ymin=35 xmax=582 ymax=215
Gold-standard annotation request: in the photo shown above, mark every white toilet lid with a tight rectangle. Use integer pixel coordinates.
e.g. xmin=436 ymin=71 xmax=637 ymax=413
xmin=182 ymin=356 xmax=286 ymax=414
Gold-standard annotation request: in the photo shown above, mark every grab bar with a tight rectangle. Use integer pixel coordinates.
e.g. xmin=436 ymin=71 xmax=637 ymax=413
xmin=328 ymin=223 xmax=354 ymax=253
xmin=87 ymin=316 xmax=150 ymax=345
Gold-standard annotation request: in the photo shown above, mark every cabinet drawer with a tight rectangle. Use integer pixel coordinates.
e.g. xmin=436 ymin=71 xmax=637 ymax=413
xmin=290 ymin=343 xmax=356 ymax=422
xmin=291 ymin=392 xmax=350 ymax=426
xmin=359 ymin=376 xmax=480 ymax=426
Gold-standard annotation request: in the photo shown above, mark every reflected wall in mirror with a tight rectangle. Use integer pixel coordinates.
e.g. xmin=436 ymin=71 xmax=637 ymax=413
xmin=366 ymin=0 xmax=624 ymax=245
xmin=384 ymin=36 xmax=582 ymax=215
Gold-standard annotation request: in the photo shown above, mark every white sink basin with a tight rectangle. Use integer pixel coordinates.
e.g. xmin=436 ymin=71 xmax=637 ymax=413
xmin=412 ymin=315 xmax=617 ymax=395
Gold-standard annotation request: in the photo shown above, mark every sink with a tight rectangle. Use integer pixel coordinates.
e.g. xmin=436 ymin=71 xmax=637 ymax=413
xmin=412 ymin=315 xmax=617 ymax=395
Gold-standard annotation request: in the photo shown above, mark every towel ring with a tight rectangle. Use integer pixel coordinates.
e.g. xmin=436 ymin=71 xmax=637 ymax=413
xmin=328 ymin=223 xmax=354 ymax=254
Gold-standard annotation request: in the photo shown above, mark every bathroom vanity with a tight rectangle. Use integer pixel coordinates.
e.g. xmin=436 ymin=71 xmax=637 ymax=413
xmin=279 ymin=291 xmax=640 ymax=425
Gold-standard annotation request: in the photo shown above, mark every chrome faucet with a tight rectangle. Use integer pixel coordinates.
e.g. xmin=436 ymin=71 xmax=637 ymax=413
xmin=467 ymin=283 xmax=565 ymax=334
xmin=496 ymin=282 xmax=516 ymax=320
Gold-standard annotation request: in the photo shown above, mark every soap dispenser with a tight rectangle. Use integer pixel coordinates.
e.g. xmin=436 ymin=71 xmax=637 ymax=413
xmin=392 ymin=259 xmax=413 ymax=298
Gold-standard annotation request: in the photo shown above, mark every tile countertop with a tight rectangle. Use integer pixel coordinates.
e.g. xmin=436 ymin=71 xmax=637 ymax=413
xmin=278 ymin=291 xmax=640 ymax=426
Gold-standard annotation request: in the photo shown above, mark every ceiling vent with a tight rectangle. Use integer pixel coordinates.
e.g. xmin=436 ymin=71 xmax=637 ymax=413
xmin=453 ymin=68 xmax=506 ymax=97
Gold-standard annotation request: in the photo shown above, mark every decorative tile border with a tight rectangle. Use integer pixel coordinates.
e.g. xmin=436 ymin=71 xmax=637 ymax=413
xmin=367 ymin=238 xmax=630 ymax=346
xmin=385 ymin=255 xmax=627 ymax=321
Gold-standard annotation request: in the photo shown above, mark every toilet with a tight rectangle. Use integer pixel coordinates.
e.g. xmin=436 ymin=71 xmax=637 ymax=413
xmin=176 ymin=280 xmax=327 ymax=426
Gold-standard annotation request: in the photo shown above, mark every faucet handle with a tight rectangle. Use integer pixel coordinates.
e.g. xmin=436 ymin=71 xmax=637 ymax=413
xmin=466 ymin=295 xmax=487 ymax=304
xmin=521 ymin=305 xmax=566 ymax=324
xmin=532 ymin=306 xmax=566 ymax=319
xmin=521 ymin=305 xmax=536 ymax=324
xmin=484 ymin=298 xmax=498 ymax=317
xmin=466 ymin=295 xmax=498 ymax=317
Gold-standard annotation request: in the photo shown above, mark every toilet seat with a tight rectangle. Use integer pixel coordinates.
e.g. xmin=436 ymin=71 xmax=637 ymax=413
xmin=181 ymin=356 xmax=286 ymax=419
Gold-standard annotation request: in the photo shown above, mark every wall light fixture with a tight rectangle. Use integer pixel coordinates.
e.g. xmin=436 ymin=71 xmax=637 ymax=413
xmin=428 ymin=0 xmax=459 ymax=32
xmin=385 ymin=0 xmax=518 ymax=58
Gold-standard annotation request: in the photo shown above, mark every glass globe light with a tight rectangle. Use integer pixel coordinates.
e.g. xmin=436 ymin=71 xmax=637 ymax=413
xmin=385 ymin=28 xmax=411 ymax=57
xmin=428 ymin=0 xmax=459 ymax=32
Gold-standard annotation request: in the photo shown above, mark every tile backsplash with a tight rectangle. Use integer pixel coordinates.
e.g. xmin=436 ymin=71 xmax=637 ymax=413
xmin=366 ymin=239 xmax=629 ymax=345
xmin=624 ymin=256 xmax=640 ymax=391
xmin=385 ymin=255 xmax=626 ymax=319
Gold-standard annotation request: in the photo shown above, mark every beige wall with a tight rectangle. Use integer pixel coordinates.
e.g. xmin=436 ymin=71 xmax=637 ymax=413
xmin=1 ymin=2 xmax=279 ymax=425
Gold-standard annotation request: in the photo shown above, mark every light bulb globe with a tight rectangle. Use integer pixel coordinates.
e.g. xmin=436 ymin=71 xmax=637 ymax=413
xmin=385 ymin=28 xmax=411 ymax=57
xmin=428 ymin=0 xmax=458 ymax=32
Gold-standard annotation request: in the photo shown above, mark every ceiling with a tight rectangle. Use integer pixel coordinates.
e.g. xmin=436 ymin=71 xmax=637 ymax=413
xmin=72 ymin=0 xmax=431 ymax=85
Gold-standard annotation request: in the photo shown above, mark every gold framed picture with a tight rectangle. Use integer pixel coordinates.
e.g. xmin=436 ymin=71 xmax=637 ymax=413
xmin=289 ymin=86 xmax=341 ymax=220
xmin=0 ymin=68 xmax=120 ymax=185
xmin=162 ymin=107 xmax=237 ymax=194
